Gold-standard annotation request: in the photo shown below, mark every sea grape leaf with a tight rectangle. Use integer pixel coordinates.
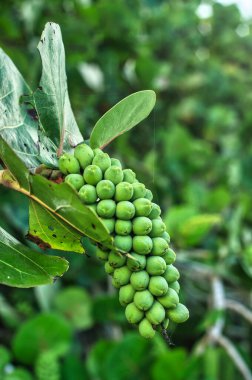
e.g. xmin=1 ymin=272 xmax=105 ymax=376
xmin=0 ymin=49 xmax=57 ymax=168
xmin=0 ymin=226 xmax=69 ymax=288
xmin=90 ymin=90 xmax=156 ymax=149
xmin=28 ymin=200 xmax=84 ymax=253
xmin=33 ymin=22 xmax=83 ymax=156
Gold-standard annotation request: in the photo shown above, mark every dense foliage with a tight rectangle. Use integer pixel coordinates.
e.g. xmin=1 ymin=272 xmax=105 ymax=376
xmin=0 ymin=0 xmax=252 ymax=379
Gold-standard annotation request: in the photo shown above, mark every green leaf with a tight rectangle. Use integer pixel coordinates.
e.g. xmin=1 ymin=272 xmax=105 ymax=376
xmin=90 ymin=90 xmax=156 ymax=149
xmin=28 ymin=201 xmax=84 ymax=253
xmin=0 ymin=48 xmax=56 ymax=168
xmin=33 ymin=22 xmax=83 ymax=156
xmin=0 ymin=226 xmax=69 ymax=288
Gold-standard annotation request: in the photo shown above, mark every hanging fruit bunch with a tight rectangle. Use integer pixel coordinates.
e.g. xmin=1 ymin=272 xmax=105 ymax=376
xmin=58 ymin=144 xmax=189 ymax=339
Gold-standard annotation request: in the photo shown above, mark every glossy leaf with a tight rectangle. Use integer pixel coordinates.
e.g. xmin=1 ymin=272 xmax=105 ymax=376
xmin=0 ymin=226 xmax=69 ymax=288
xmin=90 ymin=90 xmax=156 ymax=149
xmin=33 ymin=22 xmax=83 ymax=156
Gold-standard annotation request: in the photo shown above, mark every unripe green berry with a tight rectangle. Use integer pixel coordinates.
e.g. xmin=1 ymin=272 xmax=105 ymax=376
xmin=125 ymin=302 xmax=144 ymax=324
xmin=97 ymin=200 xmax=116 ymax=218
xmin=166 ymin=303 xmax=189 ymax=323
xmin=139 ymin=318 xmax=156 ymax=339
xmin=84 ymin=165 xmax=103 ymax=185
xmin=148 ymin=203 xmax=161 ymax=219
xmin=134 ymin=290 xmax=154 ymax=311
xmin=158 ymin=288 xmax=179 ymax=308
xmin=151 ymin=237 xmax=169 ymax=256
xmin=132 ymin=217 xmax=152 ymax=235
xmin=149 ymin=276 xmax=169 ymax=296
xmin=112 ymin=277 xmax=121 ymax=288
xmin=123 ymin=169 xmax=136 ymax=183
xmin=169 ymin=281 xmax=180 ymax=293
xmin=108 ymin=251 xmax=126 ymax=268
xmin=93 ymin=148 xmax=103 ymax=156
xmin=132 ymin=236 xmax=153 ymax=255
xmin=119 ymin=284 xmax=135 ymax=306
xmin=146 ymin=256 xmax=166 ymax=275
xmin=111 ymin=158 xmax=122 ymax=168
xmin=65 ymin=174 xmax=84 ymax=191
xmin=133 ymin=198 xmax=152 ymax=217
xmin=161 ymin=231 xmax=171 ymax=244
xmin=116 ymin=201 xmax=135 ymax=220
xmin=131 ymin=183 xmax=146 ymax=200
xmin=115 ymin=182 xmax=133 ymax=201
xmin=130 ymin=271 xmax=149 ymax=290
xmin=96 ymin=248 xmax=109 ymax=261
xmin=114 ymin=235 xmax=132 ymax=252
xmin=145 ymin=189 xmax=153 ymax=201
xmin=163 ymin=265 xmax=180 ymax=283
xmin=92 ymin=152 xmax=111 ymax=172
xmin=87 ymin=204 xmax=97 ymax=213
xmin=163 ymin=248 xmax=176 ymax=265
xmin=113 ymin=266 xmax=131 ymax=287
xmin=127 ymin=253 xmax=146 ymax=272
xmin=104 ymin=166 xmax=124 ymax=185
xmin=115 ymin=220 xmax=132 ymax=236
xmin=146 ymin=301 xmax=165 ymax=325
xmin=163 ymin=318 xmax=170 ymax=329
xmin=58 ymin=153 xmax=80 ymax=174
xmin=96 ymin=180 xmax=115 ymax=199
xmin=104 ymin=261 xmax=114 ymax=275
xmin=150 ymin=219 xmax=166 ymax=237
xmin=100 ymin=218 xmax=115 ymax=233
xmin=79 ymin=184 xmax=97 ymax=204
xmin=74 ymin=143 xmax=94 ymax=168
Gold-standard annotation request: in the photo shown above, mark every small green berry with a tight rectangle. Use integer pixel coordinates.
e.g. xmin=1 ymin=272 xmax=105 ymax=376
xmin=150 ymin=219 xmax=166 ymax=237
xmin=116 ymin=201 xmax=135 ymax=220
xmin=139 ymin=318 xmax=156 ymax=338
xmin=115 ymin=220 xmax=132 ymax=236
xmin=161 ymin=231 xmax=170 ymax=244
xmin=163 ymin=265 xmax=180 ymax=283
xmin=148 ymin=203 xmax=161 ymax=219
xmin=96 ymin=248 xmax=109 ymax=261
xmin=123 ymin=169 xmax=136 ymax=183
xmin=111 ymin=158 xmax=122 ymax=168
xmin=132 ymin=217 xmax=152 ymax=235
xmin=166 ymin=303 xmax=189 ymax=323
xmin=146 ymin=301 xmax=165 ymax=325
xmin=104 ymin=166 xmax=124 ymax=185
xmin=65 ymin=174 xmax=84 ymax=191
xmin=108 ymin=251 xmax=126 ymax=268
xmin=125 ymin=302 xmax=144 ymax=324
xmin=127 ymin=253 xmax=146 ymax=272
xmin=97 ymin=199 xmax=116 ymax=218
xmin=133 ymin=198 xmax=152 ymax=217
xmin=163 ymin=248 xmax=176 ymax=265
xmin=92 ymin=152 xmax=111 ymax=172
xmin=131 ymin=183 xmax=146 ymax=200
xmin=83 ymin=165 xmax=103 ymax=185
xmin=169 ymin=281 xmax=180 ymax=293
xmin=113 ymin=266 xmax=131 ymax=287
xmin=104 ymin=261 xmax=114 ymax=275
xmin=115 ymin=182 xmax=133 ymax=201
xmin=146 ymin=256 xmax=166 ymax=275
xmin=119 ymin=284 xmax=135 ymax=306
xmin=158 ymin=288 xmax=179 ymax=308
xmin=130 ymin=271 xmax=150 ymax=290
xmin=132 ymin=236 xmax=153 ymax=255
xmin=149 ymin=276 xmax=169 ymax=296
xmin=151 ymin=237 xmax=169 ymax=256
xmin=114 ymin=235 xmax=132 ymax=252
xmin=134 ymin=290 xmax=154 ymax=311
xmin=58 ymin=153 xmax=80 ymax=174
xmin=145 ymin=189 xmax=153 ymax=201
xmin=100 ymin=218 xmax=115 ymax=233
xmin=74 ymin=143 xmax=94 ymax=168
xmin=96 ymin=180 xmax=115 ymax=199
xmin=79 ymin=184 xmax=97 ymax=204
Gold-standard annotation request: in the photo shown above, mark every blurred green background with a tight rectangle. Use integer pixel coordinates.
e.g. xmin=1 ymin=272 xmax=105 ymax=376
xmin=1 ymin=0 xmax=252 ymax=379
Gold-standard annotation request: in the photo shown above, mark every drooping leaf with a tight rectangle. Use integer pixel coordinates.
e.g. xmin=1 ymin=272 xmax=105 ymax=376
xmin=90 ymin=90 xmax=156 ymax=149
xmin=0 ymin=226 xmax=69 ymax=288
xmin=28 ymin=201 xmax=85 ymax=253
xmin=33 ymin=22 xmax=83 ymax=156
xmin=0 ymin=49 xmax=57 ymax=168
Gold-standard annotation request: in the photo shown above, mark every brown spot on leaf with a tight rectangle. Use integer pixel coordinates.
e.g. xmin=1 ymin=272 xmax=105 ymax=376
xmin=26 ymin=233 xmax=51 ymax=250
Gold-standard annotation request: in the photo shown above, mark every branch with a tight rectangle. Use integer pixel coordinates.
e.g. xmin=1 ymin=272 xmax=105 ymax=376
xmin=225 ymin=300 xmax=252 ymax=324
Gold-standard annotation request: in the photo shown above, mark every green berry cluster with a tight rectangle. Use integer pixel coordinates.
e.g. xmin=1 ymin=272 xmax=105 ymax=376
xmin=58 ymin=144 xmax=189 ymax=339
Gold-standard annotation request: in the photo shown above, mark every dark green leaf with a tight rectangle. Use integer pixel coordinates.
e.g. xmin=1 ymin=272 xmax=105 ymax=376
xmin=90 ymin=90 xmax=156 ymax=149
xmin=0 ymin=226 xmax=69 ymax=288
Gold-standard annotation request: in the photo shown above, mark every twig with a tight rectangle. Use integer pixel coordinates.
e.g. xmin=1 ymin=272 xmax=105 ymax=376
xmin=225 ymin=300 xmax=252 ymax=324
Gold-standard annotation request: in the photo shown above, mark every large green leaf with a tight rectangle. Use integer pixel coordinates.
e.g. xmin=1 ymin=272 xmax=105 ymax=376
xmin=0 ymin=226 xmax=69 ymax=288
xmin=33 ymin=22 xmax=83 ymax=156
xmin=0 ymin=49 xmax=57 ymax=168
xmin=90 ymin=90 xmax=156 ymax=149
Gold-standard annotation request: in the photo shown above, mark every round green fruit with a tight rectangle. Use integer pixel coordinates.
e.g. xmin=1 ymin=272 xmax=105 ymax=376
xmin=119 ymin=284 xmax=135 ymax=306
xmin=100 ymin=218 xmax=115 ymax=234
xmin=79 ymin=184 xmax=97 ymax=204
xmin=111 ymin=158 xmax=122 ymax=168
xmin=115 ymin=220 xmax=132 ymax=236
xmin=146 ymin=256 xmax=166 ymax=276
xmin=130 ymin=271 xmax=149 ymax=290
xmin=96 ymin=248 xmax=109 ymax=261
xmin=132 ymin=236 xmax=153 ymax=255
xmin=146 ymin=301 xmax=165 ymax=325
xmin=166 ymin=303 xmax=189 ymax=323
xmin=148 ymin=203 xmax=161 ymax=219
xmin=112 ymin=277 xmax=121 ymax=289
xmin=150 ymin=219 xmax=166 ymax=237
xmin=127 ymin=253 xmax=146 ymax=272
xmin=113 ymin=266 xmax=131 ymax=287
xmin=139 ymin=318 xmax=156 ymax=339
xmin=96 ymin=180 xmax=115 ymax=199
xmin=83 ymin=165 xmax=103 ymax=185
xmin=131 ymin=183 xmax=146 ymax=200
xmin=125 ymin=302 xmax=144 ymax=324
xmin=114 ymin=235 xmax=132 ymax=252
xmin=93 ymin=148 xmax=103 ymax=156
xmin=149 ymin=276 xmax=168 ymax=296
xmin=87 ymin=204 xmax=97 ymax=213
xmin=163 ymin=265 xmax=180 ymax=283
xmin=134 ymin=290 xmax=154 ymax=311
xmin=161 ymin=231 xmax=170 ymax=244
xmin=132 ymin=217 xmax=152 ymax=235
xmin=133 ymin=198 xmax=152 ymax=217
xmin=97 ymin=200 xmax=116 ymax=218
xmin=144 ymin=189 xmax=153 ymax=201
xmin=162 ymin=318 xmax=169 ymax=329
xmin=157 ymin=288 xmax=179 ymax=308
xmin=116 ymin=201 xmax=135 ymax=220
xmin=104 ymin=261 xmax=114 ymax=275
xmin=163 ymin=248 xmax=176 ymax=265
xmin=115 ymin=182 xmax=133 ymax=201
xmin=108 ymin=251 xmax=126 ymax=268
xmin=151 ymin=237 xmax=169 ymax=256
xmin=92 ymin=152 xmax=111 ymax=172
xmin=74 ymin=143 xmax=94 ymax=168
xmin=104 ymin=166 xmax=123 ymax=185
xmin=169 ymin=281 xmax=180 ymax=293
xmin=58 ymin=153 xmax=80 ymax=174
xmin=123 ymin=169 xmax=136 ymax=183
xmin=65 ymin=174 xmax=84 ymax=191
